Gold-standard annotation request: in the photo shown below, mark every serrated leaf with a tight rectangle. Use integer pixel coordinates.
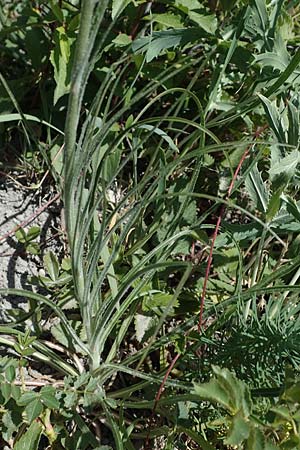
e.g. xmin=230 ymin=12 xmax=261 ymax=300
xmin=132 ymin=28 xmax=205 ymax=62
xmin=14 ymin=420 xmax=42 ymax=450
xmin=255 ymin=52 xmax=287 ymax=71
xmin=193 ymin=366 xmax=252 ymax=416
xmin=193 ymin=378 xmax=231 ymax=410
xmin=270 ymin=150 xmax=300 ymax=180
xmin=64 ymin=391 xmax=78 ymax=408
xmin=44 ymin=251 xmax=60 ymax=281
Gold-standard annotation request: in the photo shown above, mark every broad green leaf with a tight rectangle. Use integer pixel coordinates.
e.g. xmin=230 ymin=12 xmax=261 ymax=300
xmin=26 ymin=226 xmax=41 ymax=242
xmin=246 ymin=427 xmax=265 ymax=450
xmin=50 ymin=27 xmax=73 ymax=104
xmin=193 ymin=378 xmax=231 ymax=410
xmin=15 ymin=228 xmax=27 ymax=244
xmin=5 ymin=365 xmax=15 ymax=382
xmin=24 ymin=398 xmax=43 ymax=423
xmin=175 ymin=0 xmax=202 ymax=12
xmin=112 ymin=33 xmax=132 ymax=46
xmin=1 ymin=383 xmax=11 ymax=403
xmin=44 ymin=251 xmax=60 ymax=281
xmin=188 ymin=12 xmax=217 ymax=34
xmin=26 ymin=242 xmax=40 ymax=255
xmin=50 ymin=0 xmax=64 ymax=23
xmin=266 ymin=189 xmax=282 ymax=222
xmin=270 ymin=405 xmax=292 ymax=421
xmin=225 ymin=414 xmax=250 ymax=446
xmin=18 ymin=391 xmax=38 ymax=406
xmin=149 ymin=13 xmax=184 ymax=29
xmin=14 ymin=420 xmax=42 ymax=450
xmin=283 ymin=381 xmax=300 ymax=402
xmin=40 ymin=385 xmax=60 ymax=409
xmin=112 ymin=0 xmax=132 ymax=19
xmin=2 ymin=409 xmax=22 ymax=442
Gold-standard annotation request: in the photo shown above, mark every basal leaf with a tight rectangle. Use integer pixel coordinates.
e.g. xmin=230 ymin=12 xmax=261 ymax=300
xmin=44 ymin=251 xmax=60 ymax=281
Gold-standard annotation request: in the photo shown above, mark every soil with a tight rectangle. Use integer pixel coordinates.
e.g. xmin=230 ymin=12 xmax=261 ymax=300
xmin=0 ymin=180 xmax=61 ymax=318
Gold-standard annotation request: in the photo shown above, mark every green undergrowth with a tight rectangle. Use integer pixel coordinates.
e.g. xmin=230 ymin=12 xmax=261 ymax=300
xmin=1 ymin=0 xmax=300 ymax=449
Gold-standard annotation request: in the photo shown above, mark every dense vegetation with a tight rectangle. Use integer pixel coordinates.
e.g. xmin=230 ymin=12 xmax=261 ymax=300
xmin=1 ymin=0 xmax=300 ymax=448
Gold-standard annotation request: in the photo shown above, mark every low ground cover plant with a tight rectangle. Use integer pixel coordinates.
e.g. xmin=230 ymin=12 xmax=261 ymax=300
xmin=1 ymin=0 xmax=300 ymax=448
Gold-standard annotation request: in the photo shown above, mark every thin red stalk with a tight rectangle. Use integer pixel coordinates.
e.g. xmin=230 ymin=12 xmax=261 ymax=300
xmin=197 ymin=125 xmax=268 ymax=332
xmin=145 ymin=353 xmax=180 ymax=449
xmin=145 ymin=126 xmax=268 ymax=448
xmin=197 ymin=147 xmax=250 ymax=332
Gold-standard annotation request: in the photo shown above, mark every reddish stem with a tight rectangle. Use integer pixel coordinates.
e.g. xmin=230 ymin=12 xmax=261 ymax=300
xmin=197 ymin=148 xmax=250 ymax=332
xmin=197 ymin=124 xmax=268 ymax=332
xmin=144 ymin=353 xmax=180 ymax=449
